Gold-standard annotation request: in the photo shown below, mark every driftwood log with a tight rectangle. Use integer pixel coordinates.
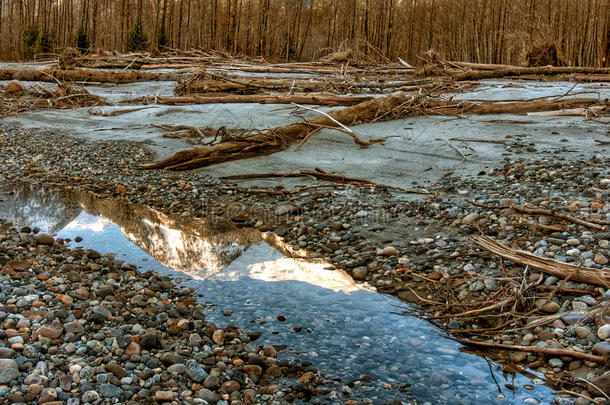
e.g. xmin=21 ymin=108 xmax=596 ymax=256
xmin=221 ymin=168 xmax=431 ymax=194
xmin=471 ymin=235 xmax=610 ymax=288
xmin=123 ymin=94 xmax=372 ymax=107
xmin=0 ymin=69 xmax=179 ymax=84
xmin=141 ymin=91 xmax=606 ymax=171
xmin=449 ymin=66 xmax=610 ymax=81
xmin=175 ymin=73 xmax=431 ymax=95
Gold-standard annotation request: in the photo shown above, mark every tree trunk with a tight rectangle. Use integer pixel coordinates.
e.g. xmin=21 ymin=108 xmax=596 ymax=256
xmin=0 ymin=68 xmax=179 ymax=83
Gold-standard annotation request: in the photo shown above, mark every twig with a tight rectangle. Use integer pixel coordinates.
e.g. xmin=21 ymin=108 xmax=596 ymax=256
xmin=291 ymin=102 xmax=355 ymax=134
xmin=512 ymin=205 xmax=607 ymax=231
xmin=88 ymin=106 xmax=154 ymax=117
xmin=578 ymin=377 xmax=610 ymax=401
xmin=510 ymin=222 xmax=566 ymax=232
xmin=448 ymin=137 xmax=508 ymax=145
xmin=459 ymin=339 xmax=606 ymax=362
xmin=305 ymin=122 xmax=385 ymax=146
xmin=556 ymin=389 xmax=601 ymax=405
xmin=468 ymin=201 xmax=607 ymax=231
xmin=429 ymin=297 xmax=514 ymax=319
xmin=545 ymin=264 xmax=579 ymax=304
xmin=438 ymin=138 xmax=467 ymax=162
xmin=123 ymin=56 xmax=139 ymax=70
xmin=295 ymin=127 xmax=322 ymax=151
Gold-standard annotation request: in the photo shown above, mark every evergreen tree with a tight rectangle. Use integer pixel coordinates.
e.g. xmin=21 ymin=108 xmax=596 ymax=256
xmin=157 ymin=25 xmax=168 ymax=50
xmin=38 ymin=32 xmax=53 ymax=54
xmin=127 ymin=19 xmax=149 ymax=52
xmin=75 ymin=27 xmax=90 ymax=53
xmin=22 ymin=25 xmax=40 ymax=58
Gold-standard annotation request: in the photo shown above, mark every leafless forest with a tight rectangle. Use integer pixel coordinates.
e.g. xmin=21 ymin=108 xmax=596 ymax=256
xmin=1 ymin=0 xmax=608 ymax=66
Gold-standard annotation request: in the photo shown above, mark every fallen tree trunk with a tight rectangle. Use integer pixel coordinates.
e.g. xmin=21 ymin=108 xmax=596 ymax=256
xmin=428 ymin=97 xmax=606 ymax=115
xmin=175 ymin=72 xmax=435 ymax=95
xmin=140 ymin=92 xmax=606 ymax=171
xmin=123 ymin=93 xmax=372 ymax=107
xmin=0 ymin=68 xmax=179 ymax=83
xmin=140 ymin=92 xmax=410 ymax=170
xmin=471 ymin=235 xmax=610 ymax=288
xmin=450 ymin=66 xmax=610 ymax=81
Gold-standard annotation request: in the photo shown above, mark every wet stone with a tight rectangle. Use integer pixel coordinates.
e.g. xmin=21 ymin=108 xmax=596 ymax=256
xmin=197 ymin=388 xmax=220 ymax=403
xmin=185 ymin=360 xmax=208 ymax=382
xmin=598 ymin=324 xmax=610 ymax=340
xmin=99 ymin=383 xmax=123 ymax=398
xmin=140 ymin=333 xmax=160 ymax=349
xmin=592 ymin=342 xmax=610 ymax=356
xmin=35 ymin=234 xmax=54 ymax=246
xmin=561 ymin=313 xmax=591 ymax=325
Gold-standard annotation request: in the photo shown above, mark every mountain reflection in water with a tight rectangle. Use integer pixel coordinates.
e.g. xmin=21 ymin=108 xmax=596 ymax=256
xmin=0 ymin=183 xmax=362 ymax=292
xmin=0 ymin=183 xmax=557 ymax=404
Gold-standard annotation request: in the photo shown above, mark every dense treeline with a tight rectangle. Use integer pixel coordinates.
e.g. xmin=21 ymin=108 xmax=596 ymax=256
xmin=0 ymin=0 xmax=608 ymax=66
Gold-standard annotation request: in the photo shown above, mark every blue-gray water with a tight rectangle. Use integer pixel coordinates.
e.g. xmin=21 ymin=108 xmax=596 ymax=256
xmin=0 ymin=184 xmax=556 ymax=405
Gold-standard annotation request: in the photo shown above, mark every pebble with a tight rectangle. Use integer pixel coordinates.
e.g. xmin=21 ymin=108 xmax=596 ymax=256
xmin=352 ymin=266 xmax=368 ymax=280
xmin=592 ymin=342 xmax=610 ymax=356
xmin=381 ymin=246 xmax=398 ymax=256
xmin=35 ymin=234 xmax=55 ymax=245
xmin=185 ymin=360 xmax=208 ymax=382
xmin=574 ymin=326 xmax=592 ymax=339
xmin=561 ymin=313 xmax=591 ymax=325
xmin=0 ymin=221 xmax=323 ymax=404
xmin=462 ymin=213 xmax=479 ymax=225
xmin=540 ymin=301 xmax=560 ymax=313
xmin=597 ymin=324 xmax=610 ymax=340
xmin=594 ymin=253 xmax=608 ymax=265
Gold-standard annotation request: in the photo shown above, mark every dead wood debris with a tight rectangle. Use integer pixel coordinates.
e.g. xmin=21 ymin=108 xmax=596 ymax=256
xmin=140 ymin=91 xmax=607 ymax=171
xmin=459 ymin=340 xmax=605 ymax=363
xmin=220 ymin=168 xmax=431 ymax=195
xmin=33 ymin=83 xmax=108 ymax=108
xmin=1 ymin=82 xmax=108 ymax=116
xmin=122 ymin=93 xmax=371 ymax=107
xmin=471 ymin=235 xmax=610 ymax=288
xmin=525 ymin=42 xmax=565 ymax=67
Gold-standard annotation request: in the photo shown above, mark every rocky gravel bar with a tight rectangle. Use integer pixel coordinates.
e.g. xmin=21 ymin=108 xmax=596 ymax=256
xmin=0 ymin=220 xmax=327 ymax=405
xmin=1 ymin=121 xmax=610 ymax=404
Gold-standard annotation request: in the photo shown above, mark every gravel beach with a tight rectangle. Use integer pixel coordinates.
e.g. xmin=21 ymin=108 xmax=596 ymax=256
xmin=1 ymin=121 xmax=609 ymax=404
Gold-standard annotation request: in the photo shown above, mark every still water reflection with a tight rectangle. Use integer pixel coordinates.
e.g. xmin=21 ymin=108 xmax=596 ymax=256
xmin=0 ymin=183 xmax=557 ymax=405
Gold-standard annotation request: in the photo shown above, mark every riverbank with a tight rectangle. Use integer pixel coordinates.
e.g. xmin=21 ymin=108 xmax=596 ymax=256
xmin=1 ymin=105 xmax=609 ymax=405
xmin=0 ymin=218 xmax=332 ymax=404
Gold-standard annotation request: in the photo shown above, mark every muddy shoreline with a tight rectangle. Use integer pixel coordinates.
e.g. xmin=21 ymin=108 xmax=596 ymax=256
xmin=1 ymin=114 xmax=609 ymax=404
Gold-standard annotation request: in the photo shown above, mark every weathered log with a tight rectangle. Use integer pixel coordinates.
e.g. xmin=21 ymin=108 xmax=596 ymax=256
xmin=0 ymin=68 xmax=179 ymax=84
xmin=426 ymin=97 xmax=605 ymax=115
xmin=175 ymin=71 xmax=436 ymax=95
xmin=450 ymin=66 xmax=610 ymax=81
xmin=140 ymin=92 xmax=410 ymax=170
xmin=123 ymin=94 xmax=372 ymax=107
xmin=471 ymin=235 xmax=610 ymax=288
xmin=140 ymin=93 xmax=606 ymax=171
